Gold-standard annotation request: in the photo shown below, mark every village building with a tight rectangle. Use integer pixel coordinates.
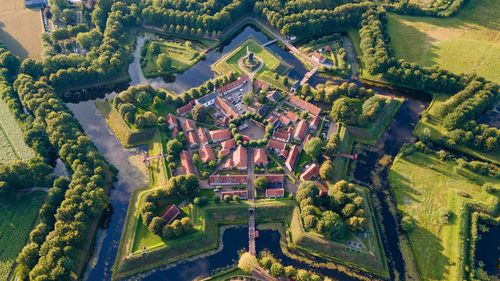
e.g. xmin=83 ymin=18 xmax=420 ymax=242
xmin=220 ymin=190 xmax=248 ymax=199
xmin=257 ymin=104 xmax=270 ymax=116
xmin=289 ymin=95 xmax=321 ymax=116
xmin=266 ymin=91 xmax=281 ymax=103
xmin=272 ymin=130 xmax=291 ymax=142
xmin=265 ymin=175 xmax=285 ymax=188
xmin=286 ymin=111 xmax=299 ymax=123
xmin=209 ymin=129 xmax=232 ymax=143
xmin=182 ymin=119 xmax=196 ymax=132
xmin=209 ymin=175 xmax=248 ymax=186
xmin=293 ymin=120 xmax=308 ymax=141
xmin=309 ymin=115 xmax=321 ymax=131
xmin=215 ymin=96 xmax=238 ymax=118
xmin=265 ymin=188 xmax=285 ymax=198
xmin=195 ymin=92 xmax=218 ymax=107
xmin=180 ymin=150 xmax=196 ymax=175
xmin=254 ymin=79 xmax=269 ymax=91
xmin=315 ymin=181 xmax=328 ymax=197
xmin=161 ymin=204 xmax=181 ymax=224
xmin=171 ymin=126 xmax=180 ymax=137
xmin=311 ymin=51 xmax=326 ymax=64
xmin=253 ymin=148 xmax=268 ymax=167
xmin=187 ymin=131 xmax=199 ymax=148
xmin=199 ymin=145 xmax=216 ymax=163
xmin=197 ymin=128 xmax=209 ymax=145
xmin=166 ymin=114 xmax=178 ymax=130
xmin=217 ymin=75 xmax=249 ymax=95
xmin=232 ymin=145 xmax=248 ymax=170
xmin=278 ymin=115 xmax=291 ymax=126
xmin=177 ymin=101 xmax=194 ymax=116
xmin=304 ymin=134 xmax=312 ymax=144
xmin=300 ymin=163 xmax=320 ymax=181
xmin=285 ymin=145 xmax=299 ymax=172
xmin=219 ymin=138 xmax=236 ymax=157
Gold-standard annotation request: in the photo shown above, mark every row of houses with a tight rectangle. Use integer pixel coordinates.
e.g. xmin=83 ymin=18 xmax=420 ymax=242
xmin=221 ymin=146 xmax=269 ymax=171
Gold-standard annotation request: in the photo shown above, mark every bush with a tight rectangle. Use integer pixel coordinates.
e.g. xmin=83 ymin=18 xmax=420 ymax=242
xmin=401 ymin=216 xmax=416 ymax=232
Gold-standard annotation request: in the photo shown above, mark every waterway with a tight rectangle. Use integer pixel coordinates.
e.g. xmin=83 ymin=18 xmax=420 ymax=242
xmin=67 ymin=24 xmax=432 ymax=281
xmin=474 ymin=224 xmax=500 ymax=277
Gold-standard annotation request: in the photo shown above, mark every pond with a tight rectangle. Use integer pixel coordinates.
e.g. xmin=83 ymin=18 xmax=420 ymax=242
xmin=474 ymin=224 xmax=500 ymax=276
xmin=66 ymin=23 xmax=433 ymax=281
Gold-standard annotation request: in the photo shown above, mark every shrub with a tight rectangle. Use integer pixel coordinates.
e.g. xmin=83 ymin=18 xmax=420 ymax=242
xmin=401 ymin=216 xmax=415 ymax=232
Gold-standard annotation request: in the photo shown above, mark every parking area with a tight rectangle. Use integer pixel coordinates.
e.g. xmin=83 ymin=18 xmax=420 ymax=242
xmin=221 ymin=82 xmax=252 ymax=115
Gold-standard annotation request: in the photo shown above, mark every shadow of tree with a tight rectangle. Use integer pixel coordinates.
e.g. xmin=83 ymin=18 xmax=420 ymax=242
xmin=0 ymin=21 xmax=31 ymax=59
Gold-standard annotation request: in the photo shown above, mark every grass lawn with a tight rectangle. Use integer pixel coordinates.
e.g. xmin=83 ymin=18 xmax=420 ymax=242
xmin=0 ymin=0 xmax=43 ymax=59
xmin=0 ymin=100 xmax=34 ymax=162
xmin=0 ymin=191 xmax=46 ymax=280
xmin=212 ymin=38 xmax=291 ymax=79
xmin=141 ymin=39 xmax=202 ymax=77
xmin=386 ymin=0 xmax=500 ymax=84
xmin=203 ymin=267 xmax=251 ymax=281
xmin=389 ymin=151 xmax=498 ymax=281
xmin=413 ymin=93 xmax=500 ymax=164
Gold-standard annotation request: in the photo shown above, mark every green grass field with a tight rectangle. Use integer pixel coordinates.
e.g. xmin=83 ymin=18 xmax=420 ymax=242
xmin=142 ymin=40 xmax=202 ymax=77
xmin=212 ymin=38 xmax=291 ymax=78
xmin=0 ymin=191 xmax=45 ymax=280
xmin=387 ymin=0 xmax=500 ymax=84
xmin=413 ymin=94 xmax=500 ymax=164
xmin=389 ymin=151 xmax=498 ymax=281
xmin=0 ymin=100 xmax=34 ymax=162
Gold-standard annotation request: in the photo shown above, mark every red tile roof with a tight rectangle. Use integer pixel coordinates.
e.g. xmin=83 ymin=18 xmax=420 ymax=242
xmin=286 ymin=111 xmax=299 ymax=123
xmin=304 ymin=134 xmax=312 ymax=143
xmin=315 ymin=181 xmax=328 ymax=197
xmin=172 ymin=126 xmax=180 ymax=137
xmin=182 ymin=119 xmax=196 ymax=132
xmin=197 ymin=128 xmax=209 ymax=145
xmin=221 ymin=138 xmax=236 ymax=150
xmin=167 ymin=114 xmax=178 ymax=129
xmin=253 ymin=148 xmax=268 ymax=166
xmin=309 ymin=115 xmax=321 ymax=130
xmin=268 ymin=139 xmax=287 ymax=151
xmin=177 ymin=103 xmax=193 ymax=115
xmin=161 ymin=204 xmax=181 ymax=224
xmin=221 ymin=190 xmax=248 ymax=199
xmin=233 ymin=145 xmax=247 ymax=170
xmin=300 ymin=163 xmax=320 ymax=181
xmin=293 ymin=120 xmax=308 ymax=141
xmin=289 ymin=95 xmax=321 ymax=116
xmin=217 ymin=75 xmax=249 ymax=95
xmin=215 ymin=96 xmax=238 ymax=119
xmin=273 ymin=130 xmax=291 ymax=142
xmin=254 ymin=79 xmax=269 ymax=91
xmin=180 ymin=150 xmax=196 ymax=175
xmin=199 ymin=145 xmax=216 ymax=163
xmin=311 ymin=51 xmax=325 ymax=62
xmin=285 ymin=145 xmax=299 ymax=172
xmin=209 ymin=129 xmax=232 ymax=143
xmin=209 ymin=175 xmax=248 ymax=185
xmin=265 ymin=188 xmax=285 ymax=198
xmin=278 ymin=115 xmax=291 ymax=126
xmin=187 ymin=131 xmax=198 ymax=147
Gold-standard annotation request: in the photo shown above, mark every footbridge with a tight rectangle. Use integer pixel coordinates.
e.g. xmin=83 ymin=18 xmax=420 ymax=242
xmin=262 ymin=39 xmax=277 ymax=47
xmin=248 ymin=208 xmax=256 ymax=255
xmin=300 ymin=66 xmax=318 ymax=85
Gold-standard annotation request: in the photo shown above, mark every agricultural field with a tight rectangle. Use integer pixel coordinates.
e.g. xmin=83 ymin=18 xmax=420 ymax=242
xmin=389 ymin=151 xmax=498 ymax=281
xmin=387 ymin=0 xmax=500 ymax=84
xmin=0 ymin=100 xmax=34 ymax=162
xmin=0 ymin=191 xmax=46 ymax=280
xmin=0 ymin=0 xmax=43 ymax=59
xmin=141 ymin=39 xmax=203 ymax=77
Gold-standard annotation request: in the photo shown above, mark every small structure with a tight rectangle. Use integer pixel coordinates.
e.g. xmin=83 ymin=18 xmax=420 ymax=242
xmin=195 ymin=92 xmax=218 ymax=108
xmin=209 ymin=129 xmax=232 ymax=143
xmin=177 ymin=102 xmax=194 ymax=116
xmin=197 ymin=128 xmax=209 ymax=145
xmin=220 ymin=190 xmax=248 ymax=199
xmin=166 ymin=114 xmax=178 ymax=130
xmin=300 ymin=163 xmax=320 ymax=181
xmin=311 ymin=51 xmax=326 ymax=64
xmin=187 ymin=131 xmax=199 ymax=148
xmin=209 ymin=175 xmax=248 ymax=186
xmin=254 ymin=79 xmax=269 ymax=91
xmin=257 ymin=104 xmax=270 ymax=116
xmin=266 ymin=91 xmax=281 ymax=103
xmin=265 ymin=188 xmax=285 ymax=198
xmin=285 ymin=145 xmax=299 ymax=172
xmin=180 ymin=150 xmax=196 ymax=175
xmin=315 ymin=181 xmax=328 ymax=197
xmin=309 ymin=115 xmax=321 ymax=131
xmin=182 ymin=119 xmax=196 ymax=132
xmin=278 ymin=115 xmax=291 ymax=126
xmin=162 ymin=204 xmax=181 ymax=224
xmin=25 ymin=0 xmax=45 ymax=8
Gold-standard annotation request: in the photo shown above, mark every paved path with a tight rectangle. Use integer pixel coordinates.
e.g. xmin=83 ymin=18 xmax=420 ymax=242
xmin=248 ymin=207 xmax=256 ymax=255
xmin=341 ymin=36 xmax=359 ymax=80
xmin=247 ymin=147 xmax=255 ymax=200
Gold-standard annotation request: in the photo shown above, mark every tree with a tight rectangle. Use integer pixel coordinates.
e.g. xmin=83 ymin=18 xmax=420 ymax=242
xmin=330 ymin=97 xmax=360 ymax=125
xmin=149 ymin=217 xmax=165 ymax=235
xmin=166 ymin=139 xmax=183 ymax=155
xmin=401 ymin=216 xmax=416 ymax=232
xmin=254 ymin=176 xmax=268 ymax=192
xmin=157 ymin=53 xmax=172 ymax=71
xmin=238 ymin=252 xmax=258 ymax=273
xmin=303 ymin=137 xmax=323 ymax=160
xmin=191 ymin=104 xmax=205 ymax=121
xmin=296 ymin=181 xmax=319 ymax=202
xmin=319 ymin=160 xmax=333 ymax=180
xmin=270 ymin=262 xmax=285 ymax=277
xmin=318 ymin=211 xmax=346 ymax=239
xmin=242 ymin=93 xmax=253 ymax=105
xmin=299 ymin=110 xmax=308 ymax=120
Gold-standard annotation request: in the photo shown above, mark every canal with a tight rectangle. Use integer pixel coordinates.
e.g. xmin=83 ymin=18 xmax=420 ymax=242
xmin=66 ymin=24 xmax=431 ymax=280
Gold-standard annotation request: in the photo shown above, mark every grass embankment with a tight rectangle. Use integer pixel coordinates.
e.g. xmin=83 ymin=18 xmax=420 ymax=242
xmin=289 ymin=186 xmax=388 ymax=277
xmin=413 ymin=93 xmax=499 ymax=164
xmin=212 ymin=38 xmax=291 ymax=79
xmin=95 ymin=100 xmax=156 ymax=147
xmin=0 ymin=0 xmax=43 ymax=59
xmin=387 ymin=0 xmax=500 ymax=84
xmin=0 ymin=100 xmax=34 ymax=162
xmin=389 ymin=151 xmax=499 ymax=281
xmin=202 ymin=267 xmax=251 ymax=281
xmin=141 ymin=39 xmax=203 ymax=77
xmin=0 ymin=191 xmax=46 ymax=280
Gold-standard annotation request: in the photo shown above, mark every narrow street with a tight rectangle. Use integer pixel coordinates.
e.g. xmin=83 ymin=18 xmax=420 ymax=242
xmin=247 ymin=147 xmax=255 ymax=200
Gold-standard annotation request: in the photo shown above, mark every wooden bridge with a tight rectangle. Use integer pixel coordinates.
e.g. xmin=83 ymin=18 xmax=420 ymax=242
xmin=336 ymin=153 xmax=359 ymax=160
xmin=262 ymin=39 xmax=277 ymax=47
xmin=248 ymin=208 xmax=256 ymax=255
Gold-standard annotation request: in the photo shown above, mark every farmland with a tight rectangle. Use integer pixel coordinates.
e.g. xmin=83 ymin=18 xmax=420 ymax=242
xmin=0 ymin=191 xmax=46 ymax=280
xmin=0 ymin=100 xmax=34 ymax=162
xmin=389 ymin=151 xmax=498 ymax=281
xmin=387 ymin=0 xmax=500 ymax=84
xmin=0 ymin=0 xmax=43 ymax=59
